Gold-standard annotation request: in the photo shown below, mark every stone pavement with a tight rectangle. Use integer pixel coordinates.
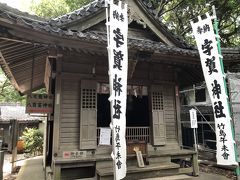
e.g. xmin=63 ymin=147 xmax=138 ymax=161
xmin=16 ymin=156 xmax=44 ymax=180
xmin=10 ymin=155 xmax=231 ymax=180
xmin=3 ymin=153 xmax=25 ymax=178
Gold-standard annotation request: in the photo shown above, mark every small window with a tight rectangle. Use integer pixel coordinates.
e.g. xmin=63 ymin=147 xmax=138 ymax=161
xmin=81 ymin=89 xmax=96 ymax=109
xmin=195 ymin=88 xmax=206 ymax=102
xmin=152 ymin=91 xmax=164 ymax=110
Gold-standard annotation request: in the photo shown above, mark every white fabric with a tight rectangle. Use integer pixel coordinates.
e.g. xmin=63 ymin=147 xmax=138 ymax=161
xmin=191 ymin=13 xmax=237 ymax=165
xmin=107 ymin=1 xmax=128 ymax=179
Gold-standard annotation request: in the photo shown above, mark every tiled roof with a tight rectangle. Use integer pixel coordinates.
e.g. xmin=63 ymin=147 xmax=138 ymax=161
xmin=48 ymin=0 xmax=190 ymax=48
xmin=49 ymin=0 xmax=106 ymax=27
xmin=0 ymin=1 xmax=239 ymax=59
xmin=0 ymin=104 xmax=41 ymax=121
xmin=0 ymin=3 xmax=201 ymax=58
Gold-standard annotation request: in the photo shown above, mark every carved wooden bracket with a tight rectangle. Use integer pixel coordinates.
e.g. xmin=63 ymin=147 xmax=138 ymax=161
xmin=128 ymin=8 xmax=147 ymax=28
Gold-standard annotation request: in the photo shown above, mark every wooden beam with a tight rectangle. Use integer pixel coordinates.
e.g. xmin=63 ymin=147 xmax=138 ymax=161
xmin=1 ymin=44 xmax=33 ymax=56
xmin=0 ymin=41 xmax=21 ymax=50
xmin=0 ymin=43 xmax=25 ymax=52
xmin=128 ymin=1 xmax=175 ymax=46
xmin=9 ymin=54 xmax=47 ymax=69
xmin=3 ymin=47 xmax=47 ymax=62
xmin=0 ymin=37 xmax=33 ymax=45
xmin=0 ymin=51 xmax=21 ymax=92
xmin=6 ymin=27 xmax=105 ymax=51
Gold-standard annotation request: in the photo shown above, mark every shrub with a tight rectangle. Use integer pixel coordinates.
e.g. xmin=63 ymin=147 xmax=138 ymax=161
xmin=22 ymin=127 xmax=43 ymax=156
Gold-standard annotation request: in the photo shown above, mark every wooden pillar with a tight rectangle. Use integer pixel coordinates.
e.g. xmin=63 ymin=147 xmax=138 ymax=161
xmin=53 ymin=164 xmax=61 ymax=180
xmin=174 ymin=69 xmax=183 ymax=147
xmin=0 ymin=151 xmax=4 ymax=180
xmin=192 ymin=153 xmax=199 ymax=176
xmin=10 ymin=119 xmax=18 ymax=173
xmin=52 ymin=56 xmax=62 ymax=180
xmin=52 ymin=57 xmax=62 ymax=157
xmin=42 ymin=117 xmax=47 ymax=170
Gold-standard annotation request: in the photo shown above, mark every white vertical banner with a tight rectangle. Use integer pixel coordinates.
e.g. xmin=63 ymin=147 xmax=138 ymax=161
xmin=191 ymin=13 xmax=237 ymax=165
xmin=106 ymin=0 xmax=128 ymax=179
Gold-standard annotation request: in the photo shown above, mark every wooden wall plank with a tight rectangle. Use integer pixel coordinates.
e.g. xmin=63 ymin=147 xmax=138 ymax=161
xmin=163 ymin=85 xmax=177 ymax=142
xmin=58 ymin=54 xmax=179 ymax=150
xmin=60 ymin=128 xmax=79 ymax=133
xmin=59 ymin=79 xmax=80 ymax=151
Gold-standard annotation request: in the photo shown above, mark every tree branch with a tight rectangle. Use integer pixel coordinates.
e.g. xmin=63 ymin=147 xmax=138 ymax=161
xmin=159 ymin=0 xmax=185 ymax=17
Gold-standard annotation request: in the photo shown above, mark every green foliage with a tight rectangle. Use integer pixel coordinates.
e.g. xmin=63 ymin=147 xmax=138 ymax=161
xmin=22 ymin=128 xmax=43 ymax=155
xmin=65 ymin=0 xmax=94 ymax=11
xmin=0 ymin=68 xmax=25 ymax=104
xmin=31 ymin=0 xmax=70 ymax=18
xmin=150 ymin=0 xmax=240 ymax=47
xmin=0 ymin=68 xmax=46 ymax=104
xmin=30 ymin=0 xmax=93 ymax=18
xmin=34 ymin=88 xmax=47 ymax=94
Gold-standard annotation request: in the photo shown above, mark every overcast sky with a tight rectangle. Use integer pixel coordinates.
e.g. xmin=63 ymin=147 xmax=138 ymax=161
xmin=0 ymin=0 xmax=34 ymax=12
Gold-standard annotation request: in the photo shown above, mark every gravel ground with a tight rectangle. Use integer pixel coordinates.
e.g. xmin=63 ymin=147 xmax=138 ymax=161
xmin=198 ymin=150 xmax=237 ymax=180
xmin=199 ymin=163 xmax=236 ymax=180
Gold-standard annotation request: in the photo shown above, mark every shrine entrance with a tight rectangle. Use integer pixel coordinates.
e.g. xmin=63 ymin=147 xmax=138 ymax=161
xmin=97 ymin=84 xmax=150 ymax=143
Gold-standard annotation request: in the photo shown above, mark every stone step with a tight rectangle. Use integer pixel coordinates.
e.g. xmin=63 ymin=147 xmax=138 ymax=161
xmin=97 ymin=162 xmax=180 ymax=180
xmin=140 ymin=174 xmax=193 ymax=180
xmin=96 ymin=155 xmax=171 ymax=169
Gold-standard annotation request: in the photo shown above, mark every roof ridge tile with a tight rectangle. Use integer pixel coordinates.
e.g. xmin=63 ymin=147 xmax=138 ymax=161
xmin=49 ymin=0 xmax=105 ymax=27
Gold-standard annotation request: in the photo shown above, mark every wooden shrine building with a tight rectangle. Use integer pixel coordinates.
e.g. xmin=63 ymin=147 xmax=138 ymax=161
xmin=0 ymin=0 xmax=239 ymax=179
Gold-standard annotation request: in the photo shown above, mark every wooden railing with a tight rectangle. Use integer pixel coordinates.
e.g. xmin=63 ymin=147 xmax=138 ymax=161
xmin=97 ymin=126 xmax=150 ymax=144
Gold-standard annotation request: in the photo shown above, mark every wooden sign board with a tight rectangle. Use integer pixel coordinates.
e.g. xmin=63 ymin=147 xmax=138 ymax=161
xmin=189 ymin=108 xmax=198 ymax=129
xmin=26 ymin=93 xmax=53 ymax=114
xmin=63 ymin=151 xmax=87 ymax=159
xmin=136 ymin=150 xmax=145 ymax=168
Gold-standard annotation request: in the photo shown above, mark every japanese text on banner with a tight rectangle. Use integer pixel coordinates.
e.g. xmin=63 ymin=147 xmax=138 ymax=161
xmin=107 ymin=1 xmax=128 ymax=179
xmin=191 ymin=13 xmax=237 ymax=165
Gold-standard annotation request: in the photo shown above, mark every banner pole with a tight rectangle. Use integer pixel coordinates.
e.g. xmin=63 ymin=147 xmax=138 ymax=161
xmin=105 ymin=2 xmax=116 ymax=180
xmin=212 ymin=6 xmax=240 ymax=178
xmin=193 ymin=128 xmax=198 ymax=152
